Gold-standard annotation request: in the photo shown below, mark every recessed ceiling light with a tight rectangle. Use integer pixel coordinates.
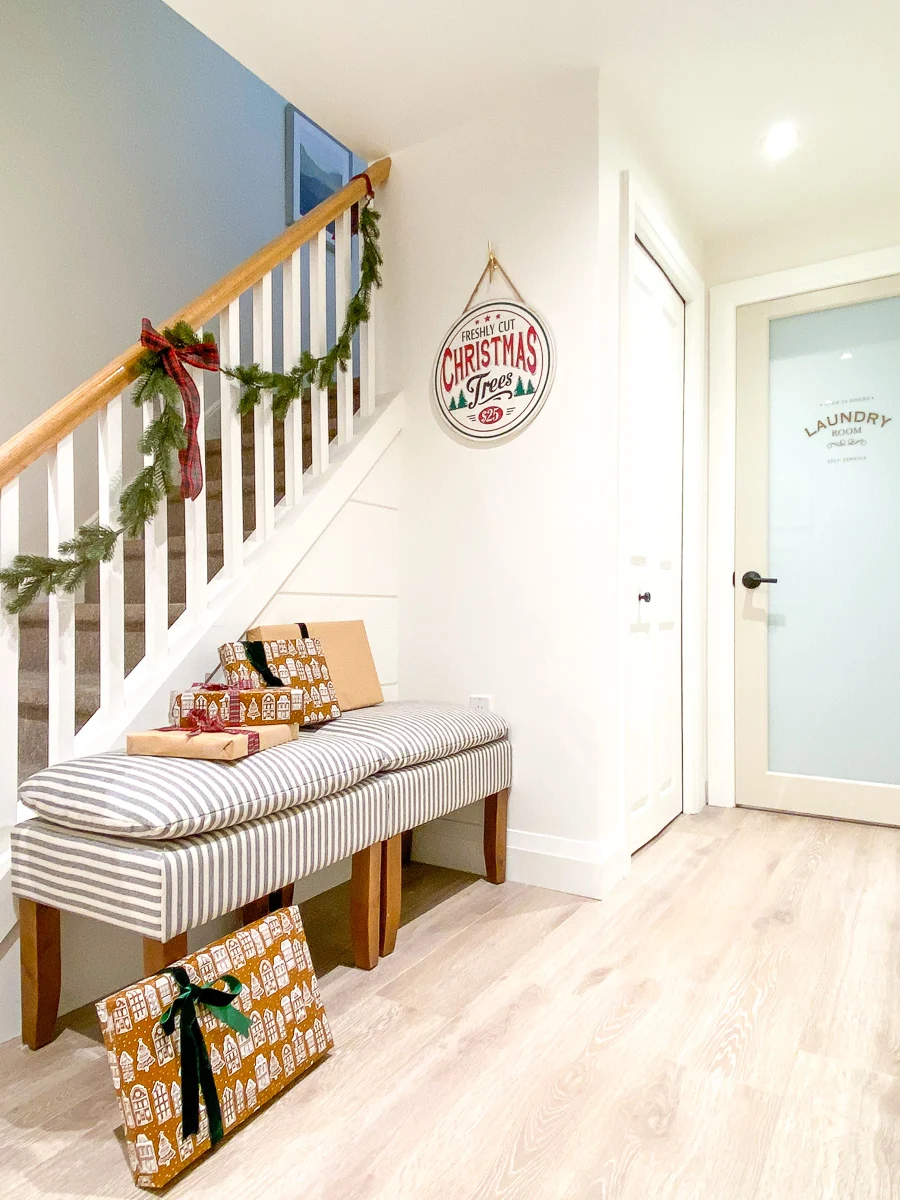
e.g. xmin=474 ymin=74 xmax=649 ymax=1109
xmin=761 ymin=120 xmax=800 ymax=163
xmin=840 ymin=351 xmax=853 ymax=360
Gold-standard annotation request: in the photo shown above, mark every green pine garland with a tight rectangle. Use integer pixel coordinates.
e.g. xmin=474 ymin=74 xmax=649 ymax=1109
xmin=0 ymin=322 xmax=213 ymax=614
xmin=0 ymin=198 xmax=383 ymax=615
xmin=226 ymin=202 xmax=383 ymax=420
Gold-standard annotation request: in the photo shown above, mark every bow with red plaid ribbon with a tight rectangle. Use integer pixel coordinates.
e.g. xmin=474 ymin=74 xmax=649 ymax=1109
xmin=180 ymin=710 xmax=260 ymax=753
xmin=140 ymin=319 xmax=220 ymax=501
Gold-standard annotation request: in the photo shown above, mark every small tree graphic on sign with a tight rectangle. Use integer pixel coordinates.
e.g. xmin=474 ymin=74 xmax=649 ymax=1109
xmin=526 ymin=379 xmax=535 ymax=394
xmin=514 ymin=377 xmax=525 ymax=396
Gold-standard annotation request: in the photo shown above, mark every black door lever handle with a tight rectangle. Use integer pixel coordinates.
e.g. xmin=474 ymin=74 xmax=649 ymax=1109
xmin=742 ymin=570 xmax=778 ymax=589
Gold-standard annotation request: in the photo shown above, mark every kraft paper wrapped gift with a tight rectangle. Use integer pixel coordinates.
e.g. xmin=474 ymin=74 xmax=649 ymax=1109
xmin=127 ymin=721 xmax=294 ymax=761
xmin=217 ymin=631 xmax=341 ymax=725
xmin=96 ymin=906 xmax=333 ymax=1189
xmin=245 ymin=620 xmax=383 ymax=712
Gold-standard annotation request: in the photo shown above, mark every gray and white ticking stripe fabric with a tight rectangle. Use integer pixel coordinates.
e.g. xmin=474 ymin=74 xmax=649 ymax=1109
xmin=382 ymin=740 xmax=512 ymax=839
xmin=10 ymin=741 xmax=510 ymax=939
xmin=322 ymin=701 xmax=509 ymax=770
xmin=17 ymin=735 xmax=383 ymax=840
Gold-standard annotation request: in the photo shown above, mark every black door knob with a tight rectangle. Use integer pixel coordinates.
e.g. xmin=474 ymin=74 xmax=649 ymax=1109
xmin=742 ymin=570 xmax=778 ymax=589
xmin=638 ymin=592 xmax=651 ymax=603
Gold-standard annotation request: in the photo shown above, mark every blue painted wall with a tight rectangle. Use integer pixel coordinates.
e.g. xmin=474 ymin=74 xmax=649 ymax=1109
xmin=0 ymin=0 xmax=323 ymax=439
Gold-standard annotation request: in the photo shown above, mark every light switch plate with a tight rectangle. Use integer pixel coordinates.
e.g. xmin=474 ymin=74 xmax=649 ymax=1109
xmin=469 ymin=695 xmax=493 ymax=712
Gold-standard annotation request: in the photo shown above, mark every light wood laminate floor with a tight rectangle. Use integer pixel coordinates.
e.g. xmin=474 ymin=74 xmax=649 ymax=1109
xmin=2 ymin=805 xmax=899 ymax=1198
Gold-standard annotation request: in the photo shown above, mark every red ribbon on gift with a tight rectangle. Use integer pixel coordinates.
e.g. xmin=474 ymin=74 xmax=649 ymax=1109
xmin=140 ymin=319 xmax=220 ymax=501
xmin=160 ymin=711 xmax=260 ymax=754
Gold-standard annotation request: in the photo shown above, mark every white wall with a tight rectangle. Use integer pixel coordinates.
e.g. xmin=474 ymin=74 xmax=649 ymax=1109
xmin=0 ymin=435 xmax=402 ymax=1045
xmin=380 ymin=71 xmax=703 ymax=897
xmin=706 ymin=202 xmax=900 ymax=286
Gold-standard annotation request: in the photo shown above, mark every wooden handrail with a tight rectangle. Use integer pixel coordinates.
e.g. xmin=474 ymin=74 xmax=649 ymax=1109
xmin=0 ymin=157 xmax=391 ymax=493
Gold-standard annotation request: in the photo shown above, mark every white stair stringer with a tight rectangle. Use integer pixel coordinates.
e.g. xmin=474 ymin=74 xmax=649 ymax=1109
xmin=73 ymin=392 xmax=405 ymax=757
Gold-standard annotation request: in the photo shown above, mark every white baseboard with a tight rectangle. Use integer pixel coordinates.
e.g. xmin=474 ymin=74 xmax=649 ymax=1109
xmin=413 ymin=817 xmax=631 ymax=901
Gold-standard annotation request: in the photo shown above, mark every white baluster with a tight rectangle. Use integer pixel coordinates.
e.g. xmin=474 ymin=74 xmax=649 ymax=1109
xmin=335 ymin=207 xmax=353 ymax=444
xmin=98 ymin=396 xmax=125 ymax=712
xmin=47 ymin=435 xmax=75 ymax=764
xmin=253 ymin=274 xmax=275 ymax=539
xmin=0 ymin=481 xmax=20 ymax=810
xmin=218 ymin=299 xmax=244 ymax=577
xmin=143 ymin=399 xmax=168 ymax=662
xmin=184 ymin=344 xmax=208 ymax=618
xmin=359 ymin=214 xmax=376 ymax=418
xmin=282 ymin=248 xmax=304 ymax=506
xmin=308 ymin=228 xmax=329 ymax=475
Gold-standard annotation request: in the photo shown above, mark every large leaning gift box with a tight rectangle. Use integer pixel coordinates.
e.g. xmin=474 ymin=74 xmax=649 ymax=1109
xmin=245 ymin=619 xmax=384 ymax=712
xmin=97 ymin=907 xmax=333 ymax=1189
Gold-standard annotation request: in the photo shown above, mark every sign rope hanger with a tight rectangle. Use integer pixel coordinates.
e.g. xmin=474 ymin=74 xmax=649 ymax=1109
xmin=432 ymin=243 xmax=556 ymax=446
xmin=463 ymin=243 xmax=527 ymax=311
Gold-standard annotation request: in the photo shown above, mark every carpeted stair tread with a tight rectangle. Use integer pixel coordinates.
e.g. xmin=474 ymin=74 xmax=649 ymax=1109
xmin=18 ymin=601 xmax=185 ymax=629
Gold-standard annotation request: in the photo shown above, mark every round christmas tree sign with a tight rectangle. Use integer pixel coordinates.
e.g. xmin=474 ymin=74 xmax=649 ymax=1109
xmin=432 ymin=299 xmax=555 ymax=444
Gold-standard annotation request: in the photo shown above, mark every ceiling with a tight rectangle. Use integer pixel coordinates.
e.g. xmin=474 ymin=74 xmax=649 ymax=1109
xmin=166 ymin=0 xmax=900 ymax=247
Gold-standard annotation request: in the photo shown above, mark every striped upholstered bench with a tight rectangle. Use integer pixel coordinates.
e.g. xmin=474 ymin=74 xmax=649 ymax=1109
xmin=11 ymin=702 xmax=511 ymax=1049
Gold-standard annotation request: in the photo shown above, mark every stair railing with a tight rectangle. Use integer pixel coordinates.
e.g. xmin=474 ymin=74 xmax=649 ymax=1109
xmin=0 ymin=157 xmax=391 ymax=818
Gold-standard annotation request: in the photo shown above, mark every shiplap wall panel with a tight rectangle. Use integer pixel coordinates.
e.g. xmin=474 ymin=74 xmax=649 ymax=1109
xmin=281 ymin=500 xmax=398 ymax=597
xmin=352 ymin=435 xmax=402 ymax=507
xmin=254 ymin=434 xmax=402 ymax=692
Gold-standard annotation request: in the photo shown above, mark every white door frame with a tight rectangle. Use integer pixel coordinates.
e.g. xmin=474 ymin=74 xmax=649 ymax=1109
xmin=708 ymin=242 xmax=900 ymax=806
xmin=618 ymin=172 xmax=708 ymax=837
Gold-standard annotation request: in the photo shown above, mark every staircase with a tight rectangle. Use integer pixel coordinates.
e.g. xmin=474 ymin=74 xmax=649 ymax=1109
xmin=17 ymin=395 xmax=362 ymax=781
xmin=0 ymin=160 xmax=394 ymax=814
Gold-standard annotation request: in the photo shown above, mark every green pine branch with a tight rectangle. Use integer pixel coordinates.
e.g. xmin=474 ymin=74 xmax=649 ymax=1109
xmin=1 ymin=323 xmax=210 ymax=613
xmin=224 ymin=201 xmax=383 ymax=418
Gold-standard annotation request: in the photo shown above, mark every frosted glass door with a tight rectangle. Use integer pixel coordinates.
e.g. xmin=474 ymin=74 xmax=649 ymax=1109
xmin=769 ymin=295 xmax=900 ymax=783
xmin=735 ymin=277 xmax=900 ymax=823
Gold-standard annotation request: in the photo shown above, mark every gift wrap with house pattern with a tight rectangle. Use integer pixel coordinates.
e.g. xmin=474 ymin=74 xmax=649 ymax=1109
xmin=96 ymin=907 xmax=333 ymax=1189
xmin=172 ymin=683 xmax=339 ymax=729
xmin=218 ymin=637 xmax=341 ymax=724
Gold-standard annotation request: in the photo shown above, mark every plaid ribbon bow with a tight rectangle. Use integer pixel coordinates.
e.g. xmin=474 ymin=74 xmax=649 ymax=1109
xmin=140 ymin=319 xmax=220 ymax=501
xmin=181 ymin=710 xmax=260 ymax=753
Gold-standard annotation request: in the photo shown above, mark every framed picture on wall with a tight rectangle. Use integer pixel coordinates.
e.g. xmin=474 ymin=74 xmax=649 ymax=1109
xmin=284 ymin=104 xmax=353 ymax=226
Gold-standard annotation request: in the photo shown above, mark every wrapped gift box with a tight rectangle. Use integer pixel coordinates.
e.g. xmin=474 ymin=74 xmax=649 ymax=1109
xmin=170 ymin=685 xmax=335 ymax=728
xmin=245 ymin=620 xmax=383 ymax=712
xmin=127 ymin=723 xmax=294 ymax=761
xmin=96 ymin=906 xmax=333 ymax=1189
xmin=217 ymin=634 xmax=340 ymax=725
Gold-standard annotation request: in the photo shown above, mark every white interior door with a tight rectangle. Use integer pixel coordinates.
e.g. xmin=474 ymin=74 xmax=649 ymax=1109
xmin=735 ymin=275 xmax=900 ymax=822
xmin=625 ymin=242 xmax=685 ymax=853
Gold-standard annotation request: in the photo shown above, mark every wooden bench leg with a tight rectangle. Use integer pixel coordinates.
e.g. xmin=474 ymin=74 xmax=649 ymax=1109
xmin=143 ymin=933 xmax=188 ymax=977
xmin=484 ymin=787 xmax=509 ymax=884
xmin=380 ymin=834 xmax=402 ymax=957
xmin=350 ymin=842 xmax=381 ymax=970
xmin=19 ymin=899 xmax=61 ymax=1051
xmin=240 ymin=897 xmax=270 ymax=926
xmin=269 ymin=884 xmax=295 ymax=911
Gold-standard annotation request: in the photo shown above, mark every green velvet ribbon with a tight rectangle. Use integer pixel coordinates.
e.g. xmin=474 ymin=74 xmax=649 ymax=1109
xmin=242 ymin=639 xmax=283 ymax=688
xmin=161 ymin=965 xmax=252 ymax=1146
